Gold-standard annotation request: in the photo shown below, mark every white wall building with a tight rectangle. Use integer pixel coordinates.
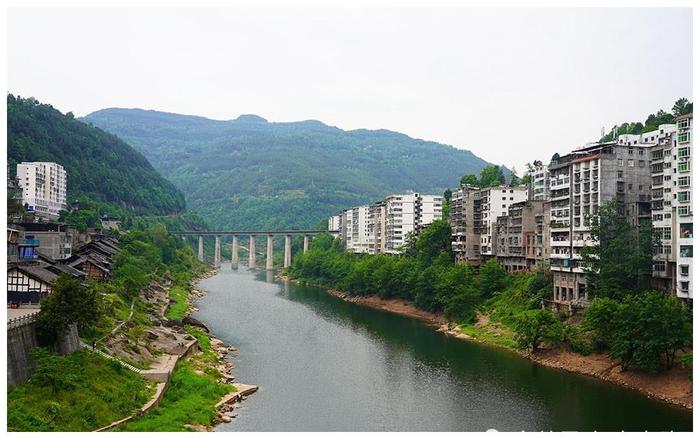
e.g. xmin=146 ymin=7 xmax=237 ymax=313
xmin=530 ymin=162 xmax=550 ymax=200
xmin=478 ymin=186 xmax=529 ymax=256
xmin=17 ymin=162 xmax=67 ymax=221
xmin=675 ymin=113 xmax=693 ymax=300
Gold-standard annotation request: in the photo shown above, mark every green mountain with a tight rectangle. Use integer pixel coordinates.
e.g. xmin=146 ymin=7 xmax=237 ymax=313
xmin=82 ymin=108 xmax=494 ymax=230
xmin=8 ymin=94 xmax=186 ymax=217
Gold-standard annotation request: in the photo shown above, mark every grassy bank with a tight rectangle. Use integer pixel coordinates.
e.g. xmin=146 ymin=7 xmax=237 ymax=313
xmin=7 ymin=349 xmax=152 ymax=432
xmin=119 ymin=326 xmax=235 ymax=432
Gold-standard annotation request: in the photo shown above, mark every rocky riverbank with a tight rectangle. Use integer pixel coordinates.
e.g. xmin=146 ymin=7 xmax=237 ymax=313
xmin=291 ymin=277 xmax=692 ymax=411
xmin=188 ymin=270 xmax=258 ymax=430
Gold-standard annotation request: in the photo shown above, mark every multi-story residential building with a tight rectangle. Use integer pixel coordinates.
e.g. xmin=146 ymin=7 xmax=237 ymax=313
xmin=16 ymin=162 xmax=67 ymax=221
xmin=549 ymin=141 xmax=652 ymax=311
xmin=495 ymin=200 xmax=550 ymax=272
xmin=479 ymin=186 xmax=529 ymax=256
xmin=649 ymin=124 xmax=679 ymax=293
xmin=333 ymin=192 xmax=443 ymax=255
xmin=449 ymin=185 xmax=528 ymax=263
xmin=19 ymin=222 xmax=73 ymax=260
xmin=328 ymin=215 xmax=341 ymax=232
xmin=530 ymin=162 xmax=550 ymax=200
xmin=675 ymin=113 xmax=693 ymax=300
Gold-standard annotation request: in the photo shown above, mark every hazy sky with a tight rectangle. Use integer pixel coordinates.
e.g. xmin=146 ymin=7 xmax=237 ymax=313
xmin=7 ymin=7 xmax=692 ymax=172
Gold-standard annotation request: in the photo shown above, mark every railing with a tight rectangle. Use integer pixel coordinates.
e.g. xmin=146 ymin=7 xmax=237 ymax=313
xmin=7 ymin=311 xmax=40 ymax=329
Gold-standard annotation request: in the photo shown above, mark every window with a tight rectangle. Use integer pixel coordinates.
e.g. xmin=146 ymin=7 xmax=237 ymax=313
xmin=653 ymin=261 xmax=666 ymax=272
xmin=678 ymin=176 xmax=691 ymax=187
xmin=680 ymin=265 xmax=690 ymax=276
xmin=678 ymin=119 xmax=689 ymax=129
xmin=664 ymin=149 xmax=672 ymax=156
xmin=678 ymin=147 xmax=690 ymax=158
xmin=628 ymin=148 xmax=634 ymax=155
xmin=617 ymin=170 xmax=623 ymax=178
xmin=628 ymin=159 xmax=634 ymax=167
xmin=678 ymin=191 xmax=690 ymax=203
xmin=680 ymin=245 xmax=693 ymax=258
xmin=639 ymin=149 xmax=645 ymax=155
xmin=638 ymin=160 xmax=645 ymax=167
xmin=628 ymin=183 xmax=633 ymax=190
xmin=680 ymin=223 xmax=693 ymax=239
xmin=663 ymin=227 xmax=672 ymax=240
xmin=678 ymin=161 xmax=690 ymax=173
xmin=618 ymin=159 xmax=624 ymax=167
xmin=678 ymin=132 xmax=690 ymax=144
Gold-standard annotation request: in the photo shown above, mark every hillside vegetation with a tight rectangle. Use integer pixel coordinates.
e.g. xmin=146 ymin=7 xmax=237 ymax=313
xmin=8 ymin=94 xmax=186 ymax=216
xmin=83 ymin=108 xmax=494 ymax=230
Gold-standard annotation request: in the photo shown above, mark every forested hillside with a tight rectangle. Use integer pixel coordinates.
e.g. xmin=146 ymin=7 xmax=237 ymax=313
xmin=7 ymin=94 xmax=186 ymax=216
xmin=83 ymin=108 xmax=495 ymax=230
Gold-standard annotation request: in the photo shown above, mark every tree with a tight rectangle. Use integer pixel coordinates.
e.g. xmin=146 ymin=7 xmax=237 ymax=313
xmin=479 ymin=165 xmax=506 ymax=187
xmin=672 ymin=98 xmax=692 ymax=116
xmin=514 ymin=309 xmax=563 ymax=352
xmin=580 ymin=199 xmax=655 ymax=300
xmin=478 ymin=258 xmax=509 ymax=298
xmin=36 ymin=276 xmax=103 ymax=346
xmin=584 ymin=292 xmax=692 ymax=372
xmin=442 ymin=188 xmax=452 ymax=217
xmin=413 ymin=220 xmax=453 ymax=266
xmin=460 ymin=174 xmax=479 ymax=187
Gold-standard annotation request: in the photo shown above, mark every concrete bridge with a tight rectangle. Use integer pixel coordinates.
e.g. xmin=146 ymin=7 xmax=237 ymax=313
xmin=171 ymin=230 xmax=326 ymax=270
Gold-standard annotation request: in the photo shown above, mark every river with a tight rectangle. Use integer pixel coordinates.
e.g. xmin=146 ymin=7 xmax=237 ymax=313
xmin=193 ymin=265 xmax=692 ymax=432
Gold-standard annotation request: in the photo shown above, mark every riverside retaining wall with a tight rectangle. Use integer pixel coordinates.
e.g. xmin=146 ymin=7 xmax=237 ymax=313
xmin=7 ymin=316 xmax=81 ymax=385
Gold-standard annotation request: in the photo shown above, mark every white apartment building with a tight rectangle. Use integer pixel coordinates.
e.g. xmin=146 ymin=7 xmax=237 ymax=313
xmin=334 ymin=192 xmax=443 ymax=255
xmin=675 ymin=113 xmax=693 ymax=300
xmin=530 ymin=162 xmax=550 ymax=200
xmin=328 ymin=215 xmax=341 ymax=232
xmin=17 ymin=162 xmax=67 ymax=221
xmin=478 ymin=186 xmax=529 ymax=256
xmin=449 ymin=184 xmax=528 ymax=261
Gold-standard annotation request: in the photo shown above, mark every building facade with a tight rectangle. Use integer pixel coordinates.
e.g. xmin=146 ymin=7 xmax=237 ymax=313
xmin=549 ymin=141 xmax=653 ymax=310
xmin=495 ymin=200 xmax=550 ymax=272
xmin=530 ymin=162 xmax=550 ymax=200
xmin=675 ymin=113 xmax=693 ymax=300
xmin=16 ymin=162 xmax=67 ymax=221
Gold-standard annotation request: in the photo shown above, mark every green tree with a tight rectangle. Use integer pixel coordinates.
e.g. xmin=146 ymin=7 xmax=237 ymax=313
xmin=581 ymin=199 xmax=655 ymax=300
xmin=36 ymin=276 xmax=103 ymax=346
xmin=460 ymin=174 xmax=479 ymax=186
xmin=479 ymin=165 xmax=506 ymax=187
xmin=478 ymin=258 xmax=509 ymax=299
xmin=513 ymin=309 xmax=563 ymax=352
xmin=672 ymin=98 xmax=692 ymax=116
xmin=413 ymin=219 xmax=453 ymax=265
xmin=442 ymin=188 xmax=452 ymax=217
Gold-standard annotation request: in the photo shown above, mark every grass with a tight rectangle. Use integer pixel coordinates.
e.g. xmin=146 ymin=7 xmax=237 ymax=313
xmin=118 ymin=326 xmax=235 ymax=432
xmin=459 ymin=323 xmax=519 ymax=350
xmin=7 ymin=349 xmax=151 ymax=432
xmin=165 ymin=285 xmax=190 ymax=320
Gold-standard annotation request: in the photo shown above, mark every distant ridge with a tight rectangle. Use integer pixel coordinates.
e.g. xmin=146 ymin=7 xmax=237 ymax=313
xmin=83 ymin=108 xmax=496 ymax=230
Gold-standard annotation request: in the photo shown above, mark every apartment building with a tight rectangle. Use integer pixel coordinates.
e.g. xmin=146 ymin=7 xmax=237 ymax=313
xmin=649 ymin=124 xmax=680 ymax=293
xmin=16 ymin=162 xmax=67 ymax=221
xmin=449 ymin=185 xmax=528 ymax=263
xmin=333 ymin=192 xmax=443 ymax=255
xmin=549 ymin=141 xmax=652 ymax=310
xmin=675 ymin=113 xmax=693 ymax=300
xmin=530 ymin=162 xmax=550 ymax=200
xmin=495 ymin=200 xmax=550 ymax=272
xmin=328 ymin=215 xmax=341 ymax=232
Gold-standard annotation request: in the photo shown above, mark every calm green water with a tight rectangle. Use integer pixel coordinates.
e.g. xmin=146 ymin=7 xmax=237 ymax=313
xmin=194 ymin=265 xmax=692 ymax=432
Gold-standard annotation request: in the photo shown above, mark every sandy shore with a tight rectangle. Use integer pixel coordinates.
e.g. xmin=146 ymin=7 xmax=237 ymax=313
xmin=292 ymin=278 xmax=692 ymax=410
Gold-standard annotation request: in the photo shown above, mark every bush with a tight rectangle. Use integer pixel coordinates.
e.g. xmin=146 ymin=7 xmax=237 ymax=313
xmin=513 ymin=309 xmax=563 ymax=352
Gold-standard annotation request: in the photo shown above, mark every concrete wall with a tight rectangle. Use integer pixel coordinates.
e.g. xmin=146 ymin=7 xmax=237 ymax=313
xmin=7 ymin=321 xmax=80 ymax=385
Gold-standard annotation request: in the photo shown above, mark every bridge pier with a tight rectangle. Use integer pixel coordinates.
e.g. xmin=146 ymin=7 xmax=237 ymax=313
xmin=284 ymin=234 xmax=292 ymax=268
xmin=248 ymin=235 xmax=256 ymax=269
xmin=266 ymin=235 xmax=274 ymax=270
xmin=214 ymin=235 xmax=221 ymax=268
xmin=231 ymin=235 xmax=239 ymax=269
xmin=303 ymin=234 xmax=309 ymax=253
xmin=198 ymin=235 xmax=204 ymax=262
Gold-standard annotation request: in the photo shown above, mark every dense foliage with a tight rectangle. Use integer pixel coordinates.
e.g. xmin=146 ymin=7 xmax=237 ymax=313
xmin=584 ymin=292 xmax=692 ymax=372
xmin=459 ymin=164 xmax=508 ymax=188
xmin=290 ymin=221 xmax=515 ymax=322
xmin=7 ymin=94 xmax=185 ymax=216
xmin=600 ymin=98 xmax=692 ymax=141
xmin=581 ymin=200 xmax=655 ymax=300
xmin=7 ymin=349 xmax=150 ymax=431
xmin=82 ymin=108 xmax=495 ymax=230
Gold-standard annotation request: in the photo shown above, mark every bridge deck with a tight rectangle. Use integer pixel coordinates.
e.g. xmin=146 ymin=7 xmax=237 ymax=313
xmin=171 ymin=230 xmax=327 ymax=236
